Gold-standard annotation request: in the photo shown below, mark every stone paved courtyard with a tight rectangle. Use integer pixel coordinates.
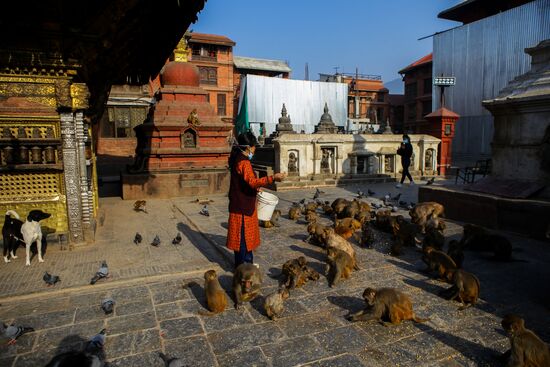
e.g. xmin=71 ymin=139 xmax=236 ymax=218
xmin=1 ymin=182 xmax=549 ymax=366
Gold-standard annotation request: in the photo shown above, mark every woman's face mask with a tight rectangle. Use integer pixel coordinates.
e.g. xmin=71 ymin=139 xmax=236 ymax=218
xmin=247 ymin=152 xmax=254 ymax=160
xmin=403 ymin=138 xmax=409 ymax=144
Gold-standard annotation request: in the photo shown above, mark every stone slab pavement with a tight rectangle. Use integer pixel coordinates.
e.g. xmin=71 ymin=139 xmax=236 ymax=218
xmin=1 ymin=180 xmax=550 ymax=366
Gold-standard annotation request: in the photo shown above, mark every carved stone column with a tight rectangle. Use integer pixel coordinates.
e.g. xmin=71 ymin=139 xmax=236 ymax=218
xmin=60 ymin=112 xmax=84 ymax=243
xmin=75 ymin=111 xmax=90 ymax=224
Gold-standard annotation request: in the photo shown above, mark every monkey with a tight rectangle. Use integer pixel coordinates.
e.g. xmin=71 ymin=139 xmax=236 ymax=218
xmin=305 ymin=221 xmax=331 ymax=246
xmin=331 ymin=198 xmax=350 ymax=219
xmin=264 ymin=288 xmax=290 ymax=320
xmin=409 ymin=202 xmax=445 ymax=233
xmin=500 ymin=314 xmax=550 ymax=367
xmin=320 ymin=227 xmax=359 ymax=270
xmin=326 ymin=247 xmax=355 ymax=287
xmin=321 ymin=201 xmax=333 ymax=215
xmin=421 ymin=246 xmax=458 ymax=283
xmin=391 ymin=216 xmax=421 ymax=256
xmin=355 ymin=210 xmax=372 ymax=225
xmin=334 ymin=217 xmax=362 ymax=241
xmin=360 ymin=221 xmax=375 ymax=248
xmin=260 ymin=209 xmax=281 ymax=228
xmin=460 ymin=224 xmax=525 ymax=262
xmin=233 ymin=263 xmax=262 ymax=309
xmin=198 ymin=270 xmax=228 ymax=316
xmin=303 ymin=265 xmax=320 ymax=282
xmin=281 ymin=256 xmax=307 ymax=289
xmin=447 ymin=239 xmax=464 ymax=268
xmin=305 ymin=210 xmax=319 ymax=223
xmin=288 ymin=205 xmax=302 ymax=221
xmin=422 ymin=218 xmax=446 ymax=251
xmin=439 ymin=269 xmax=479 ymax=310
xmin=346 ymin=287 xmax=429 ymax=325
xmin=305 ymin=202 xmax=319 ymax=213
xmin=342 ymin=200 xmax=361 ymax=219
xmin=375 ymin=209 xmax=393 ymax=232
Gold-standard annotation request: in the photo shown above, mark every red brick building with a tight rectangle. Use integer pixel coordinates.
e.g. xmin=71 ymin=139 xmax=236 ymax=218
xmin=399 ymin=53 xmax=433 ymax=133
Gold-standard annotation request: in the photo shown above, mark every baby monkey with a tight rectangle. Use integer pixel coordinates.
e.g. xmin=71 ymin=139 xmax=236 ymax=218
xmin=264 ymin=288 xmax=290 ymax=320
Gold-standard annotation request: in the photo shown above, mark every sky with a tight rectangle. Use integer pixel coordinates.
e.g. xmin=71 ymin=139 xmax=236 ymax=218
xmin=192 ymin=0 xmax=463 ymax=92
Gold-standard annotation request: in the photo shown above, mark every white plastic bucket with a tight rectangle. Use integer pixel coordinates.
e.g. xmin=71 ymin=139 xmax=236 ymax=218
xmin=257 ymin=191 xmax=279 ymax=221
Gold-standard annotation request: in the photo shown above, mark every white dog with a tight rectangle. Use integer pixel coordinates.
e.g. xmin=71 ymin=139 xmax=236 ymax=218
xmin=21 ymin=210 xmax=51 ymax=266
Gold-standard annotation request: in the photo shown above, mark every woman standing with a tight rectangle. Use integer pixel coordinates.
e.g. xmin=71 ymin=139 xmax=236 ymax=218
xmin=226 ymin=132 xmax=286 ymax=268
xmin=396 ymin=134 xmax=415 ymax=188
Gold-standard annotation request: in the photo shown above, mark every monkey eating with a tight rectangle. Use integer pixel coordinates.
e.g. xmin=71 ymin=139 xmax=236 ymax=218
xmin=331 ymin=198 xmax=350 ymax=219
xmin=391 ymin=216 xmax=421 ymax=256
xmin=334 ymin=217 xmax=362 ymax=241
xmin=260 ymin=209 xmax=281 ymax=228
xmin=409 ymin=202 xmax=445 ymax=233
xmin=198 ymin=270 xmax=228 ymax=316
xmin=281 ymin=256 xmax=307 ymax=289
xmin=233 ymin=263 xmax=262 ymax=309
xmin=439 ymin=269 xmax=480 ymax=310
xmin=446 ymin=239 xmax=464 ymax=268
xmin=421 ymin=246 xmax=458 ymax=283
xmin=305 ymin=221 xmax=331 ymax=246
xmin=422 ymin=217 xmax=446 ymax=251
xmin=500 ymin=314 xmax=550 ymax=367
xmin=326 ymin=247 xmax=355 ymax=287
xmin=305 ymin=210 xmax=319 ymax=224
xmin=459 ymin=224 xmax=526 ymax=262
xmin=320 ymin=227 xmax=359 ymax=270
xmin=360 ymin=222 xmax=375 ymax=248
xmin=346 ymin=287 xmax=429 ymax=325
xmin=288 ymin=205 xmax=302 ymax=221
xmin=264 ymin=288 xmax=290 ymax=320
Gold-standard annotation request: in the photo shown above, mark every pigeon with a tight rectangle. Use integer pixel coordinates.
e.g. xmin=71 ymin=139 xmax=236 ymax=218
xmin=410 ymin=202 xmax=416 ymax=207
xmin=398 ymin=200 xmax=408 ymax=207
xmin=134 ymin=200 xmax=147 ymax=213
xmin=356 ymin=190 xmax=365 ymax=199
xmin=1 ymin=322 xmax=34 ymax=345
xmin=391 ymin=193 xmax=402 ymax=201
xmin=299 ymin=198 xmax=306 ymax=205
xmin=199 ymin=205 xmax=210 ymax=217
xmin=391 ymin=206 xmax=398 ymax=213
xmin=367 ymin=189 xmax=375 ymax=196
xmin=133 ymin=233 xmax=142 ymax=245
xmin=45 ymin=351 xmax=103 ymax=367
xmin=426 ymin=177 xmax=435 ymax=185
xmin=85 ymin=329 xmax=106 ymax=354
xmin=43 ymin=272 xmax=60 ymax=286
xmin=407 ymin=205 xmax=414 ymax=210
xmin=151 ymin=235 xmax=161 ymax=247
xmin=172 ymin=233 xmax=182 ymax=245
xmin=159 ymin=352 xmax=187 ymax=367
xmin=90 ymin=261 xmax=109 ymax=285
xmin=371 ymin=202 xmax=382 ymax=210
xmin=101 ymin=298 xmax=115 ymax=315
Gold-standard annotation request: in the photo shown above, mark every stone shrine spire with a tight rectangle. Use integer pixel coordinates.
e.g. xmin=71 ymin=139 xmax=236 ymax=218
xmin=275 ymin=103 xmax=295 ymax=135
xmin=315 ymin=102 xmax=338 ymax=133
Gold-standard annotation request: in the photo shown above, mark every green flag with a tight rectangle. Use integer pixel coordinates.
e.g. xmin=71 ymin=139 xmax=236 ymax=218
xmin=236 ymin=81 xmax=249 ymax=135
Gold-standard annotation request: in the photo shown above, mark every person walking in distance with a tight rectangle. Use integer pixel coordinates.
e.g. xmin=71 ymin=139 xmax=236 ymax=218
xmin=396 ymin=134 xmax=414 ymax=188
xmin=226 ymin=131 xmax=286 ymax=268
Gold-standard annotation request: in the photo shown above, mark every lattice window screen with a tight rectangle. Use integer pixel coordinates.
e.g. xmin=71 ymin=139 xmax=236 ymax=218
xmin=0 ymin=172 xmax=64 ymax=199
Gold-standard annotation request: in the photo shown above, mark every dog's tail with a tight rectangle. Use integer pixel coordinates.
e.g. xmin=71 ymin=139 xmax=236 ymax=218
xmin=5 ymin=210 xmax=20 ymax=220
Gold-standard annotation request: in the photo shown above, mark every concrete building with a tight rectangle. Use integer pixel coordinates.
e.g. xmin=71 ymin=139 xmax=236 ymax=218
xmin=433 ymin=0 xmax=550 ymax=165
xmin=398 ymin=53 xmax=433 ymax=134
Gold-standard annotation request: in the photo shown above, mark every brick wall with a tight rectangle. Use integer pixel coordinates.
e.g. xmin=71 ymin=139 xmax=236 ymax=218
xmin=97 ymin=138 xmax=136 ymax=156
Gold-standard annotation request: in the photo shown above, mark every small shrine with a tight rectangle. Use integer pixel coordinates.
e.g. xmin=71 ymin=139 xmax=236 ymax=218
xmin=270 ymin=104 xmax=295 ymax=138
xmin=122 ymin=62 xmax=232 ymax=199
xmin=314 ymin=103 xmax=339 ymax=134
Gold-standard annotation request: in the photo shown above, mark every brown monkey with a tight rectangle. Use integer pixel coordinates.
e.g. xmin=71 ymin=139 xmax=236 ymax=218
xmin=392 ymin=216 xmax=421 ymax=255
xmin=326 ymin=247 xmax=355 ymax=287
xmin=305 ymin=221 xmax=330 ymax=246
xmin=233 ymin=263 xmax=262 ymax=309
xmin=422 ymin=247 xmax=458 ymax=283
xmin=322 ymin=201 xmax=333 ymax=215
xmin=334 ymin=217 xmax=362 ymax=241
xmin=260 ymin=209 xmax=281 ymax=228
xmin=447 ymin=239 xmax=464 ymax=268
xmin=355 ymin=210 xmax=372 ymax=225
xmin=439 ymin=269 xmax=479 ymax=310
xmin=343 ymin=200 xmax=361 ymax=219
xmin=288 ymin=205 xmax=302 ymax=221
xmin=360 ymin=222 xmax=375 ymax=248
xmin=331 ymin=198 xmax=350 ymax=219
xmin=409 ymin=202 xmax=445 ymax=233
xmin=264 ymin=288 xmax=290 ymax=320
xmin=375 ymin=209 xmax=393 ymax=232
xmin=303 ymin=265 xmax=320 ymax=281
xmin=422 ymin=218 xmax=446 ymax=251
xmin=281 ymin=256 xmax=307 ymax=288
xmin=459 ymin=224 xmax=521 ymax=262
xmin=305 ymin=210 xmax=319 ymax=223
xmin=305 ymin=201 xmax=319 ymax=213
xmin=198 ymin=270 xmax=228 ymax=316
xmin=500 ymin=314 xmax=550 ymax=367
xmin=321 ymin=227 xmax=359 ymax=270
xmin=347 ymin=287 xmax=429 ymax=325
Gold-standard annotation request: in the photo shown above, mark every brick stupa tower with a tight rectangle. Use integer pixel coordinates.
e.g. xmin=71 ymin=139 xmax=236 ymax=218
xmin=122 ymin=62 xmax=232 ymax=199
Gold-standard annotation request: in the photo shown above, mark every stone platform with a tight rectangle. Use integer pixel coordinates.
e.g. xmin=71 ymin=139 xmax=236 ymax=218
xmin=419 ymin=185 xmax=550 ymax=239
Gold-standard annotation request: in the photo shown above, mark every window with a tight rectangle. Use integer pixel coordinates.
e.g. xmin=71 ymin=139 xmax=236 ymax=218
xmin=199 ymin=67 xmax=217 ymax=85
xmin=191 ymin=43 xmax=217 ymax=61
xmin=405 ymin=82 xmax=417 ymax=101
xmin=423 ymin=78 xmax=432 ymax=95
xmin=217 ymin=93 xmax=226 ymax=116
xmin=422 ymin=100 xmax=432 ymax=116
xmin=377 ymin=93 xmax=385 ymax=103
xmin=103 ymin=106 xmax=148 ymax=138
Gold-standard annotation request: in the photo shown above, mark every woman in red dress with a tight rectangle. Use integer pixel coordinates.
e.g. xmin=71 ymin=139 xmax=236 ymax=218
xmin=226 ymin=132 xmax=285 ymax=268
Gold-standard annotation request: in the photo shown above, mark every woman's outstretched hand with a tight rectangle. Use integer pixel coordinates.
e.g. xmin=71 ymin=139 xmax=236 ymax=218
xmin=273 ymin=173 xmax=287 ymax=182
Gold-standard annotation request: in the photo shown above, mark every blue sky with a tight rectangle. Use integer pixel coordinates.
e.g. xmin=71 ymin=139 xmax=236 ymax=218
xmin=192 ymin=0 xmax=462 ymax=91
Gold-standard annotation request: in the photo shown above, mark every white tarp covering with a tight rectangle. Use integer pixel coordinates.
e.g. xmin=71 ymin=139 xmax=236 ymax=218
xmin=242 ymin=75 xmax=348 ymax=136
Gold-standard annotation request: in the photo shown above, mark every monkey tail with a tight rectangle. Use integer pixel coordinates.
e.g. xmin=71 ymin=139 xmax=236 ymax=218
xmin=198 ymin=309 xmax=216 ymax=316
xmin=412 ymin=315 xmax=430 ymax=323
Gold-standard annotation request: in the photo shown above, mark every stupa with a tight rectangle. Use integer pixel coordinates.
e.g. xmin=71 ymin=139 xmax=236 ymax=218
xmin=314 ymin=103 xmax=338 ymax=134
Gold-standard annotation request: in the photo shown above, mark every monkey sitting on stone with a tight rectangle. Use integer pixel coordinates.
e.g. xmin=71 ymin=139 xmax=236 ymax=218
xmin=439 ymin=269 xmax=479 ymax=310
xmin=334 ymin=217 xmax=362 ymax=241
xmin=422 ymin=217 xmax=446 ymax=251
xmin=260 ymin=209 xmax=281 ymax=228
xmin=446 ymin=240 xmax=464 ymax=268
xmin=326 ymin=247 xmax=355 ymax=287
xmin=233 ymin=263 xmax=262 ymax=309
xmin=355 ymin=209 xmax=373 ymax=225
xmin=459 ymin=224 xmax=525 ymax=262
xmin=421 ymin=246 xmax=458 ymax=283
xmin=305 ymin=221 xmax=330 ymax=246
xmin=199 ymin=270 xmax=228 ymax=316
xmin=409 ymin=202 xmax=445 ymax=233
xmin=391 ymin=216 xmax=421 ymax=256
xmin=288 ymin=205 xmax=302 ymax=221
xmin=305 ymin=210 xmax=319 ymax=223
xmin=346 ymin=287 xmax=429 ymax=325
xmin=320 ymin=227 xmax=359 ymax=270
xmin=331 ymin=198 xmax=350 ymax=219
xmin=321 ymin=201 xmax=333 ymax=215
xmin=360 ymin=221 xmax=375 ymax=248
xmin=264 ymin=288 xmax=290 ymax=320
xmin=500 ymin=314 xmax=550 ymax=367
xmin=281 ymin=256 xmax=320 ymax=289
xmin=375 ymin=209 xmax=393 ymax=232
xmin=304 ymin=201 xmax=319 ymax=213
xmin=342 ymin=200 xmax=361 ymax=219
